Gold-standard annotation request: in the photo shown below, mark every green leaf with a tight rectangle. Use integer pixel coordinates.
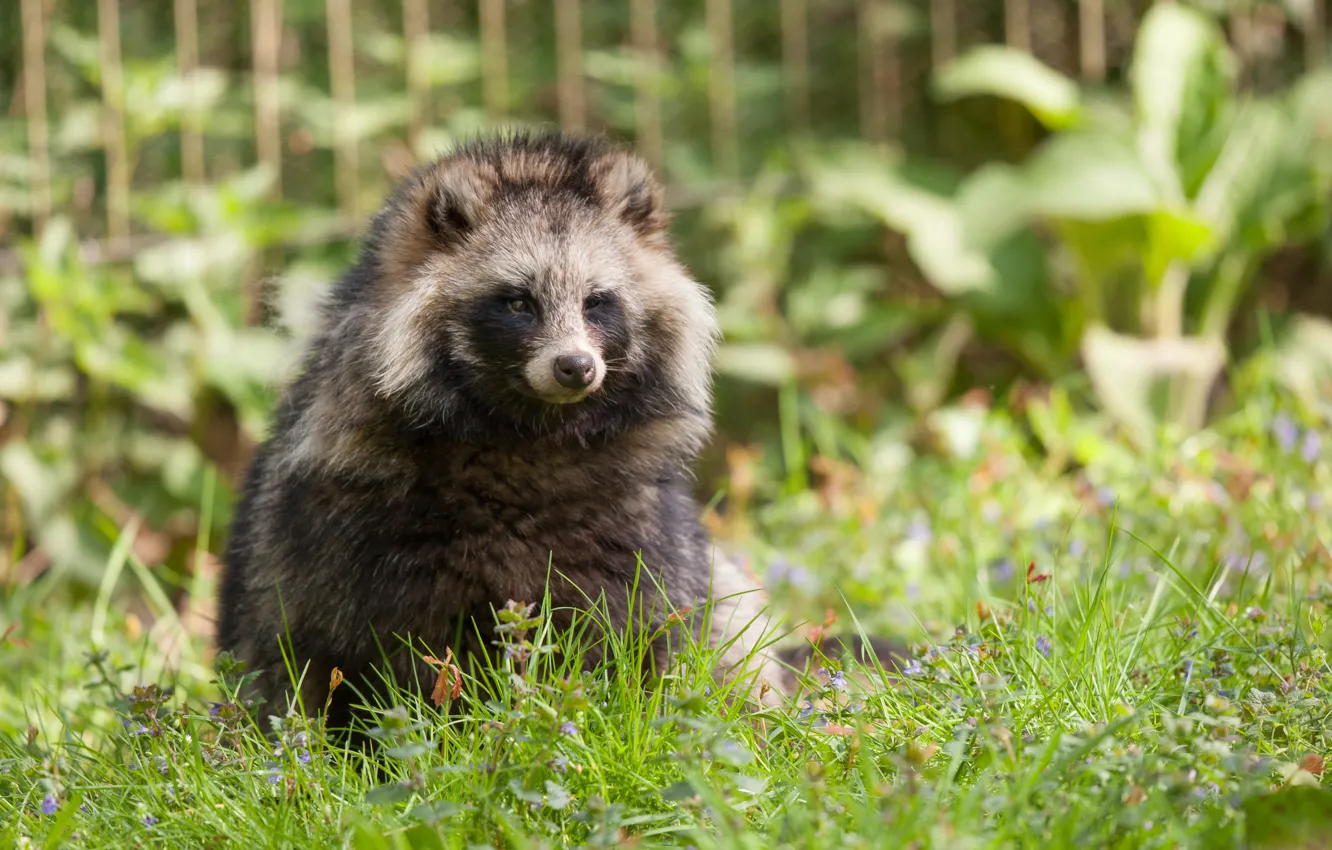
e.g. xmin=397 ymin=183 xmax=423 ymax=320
xmin=955 ymin=162 xmax=1033 ymax=250
xmin=732 ymin=773 xmax=768 ymax=796
xmin=809 ymin=154 xmax=995 ymax=295
xmin=408 ymin=800 xmax=467 ymax=823
xmin=383 ymin=742 xmax=433 ymax=759
xmin=934 ymin=45 xmax=1083 ymax=130
xmin=507 ymin=779 xmax=545 ymax=805
xmin=544 ymin=780 xmax=573 ymax=810
xmin=1051 ymin=217 xmax=1146 ymax=288
xmin=1021 ymin=132 xmax=1160 ymax=221
xmin=1142 ymin=208 xmax=1215 ymax=288
xmin=1273 ymin=315 xmax=1332 ymax=408
xmin=401 ymin=824 xmax=448 ymax=850
xmin=347 ymin=815 xmax=393 ymax=850
xmin=714 ymin=342 xmax=797 ymax=386
xmin=659 ymin=780 xmax=697 ymax=802
xmin=1192 ymin=99 xmax=1288 ymax=253
xmin=366 ymin=781 xmax=417 ymax=806
xmin=1080 ymin=324 xmax=1225 ymax=441
xmin=1130 ymin=3 xmax=1233 ymax=202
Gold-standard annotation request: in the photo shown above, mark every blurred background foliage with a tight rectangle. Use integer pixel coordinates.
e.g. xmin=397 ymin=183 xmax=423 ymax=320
xmin=1 ymin=0 xmax=1330 ymax=626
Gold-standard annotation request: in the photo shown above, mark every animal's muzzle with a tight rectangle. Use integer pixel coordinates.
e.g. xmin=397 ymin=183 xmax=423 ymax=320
xmin=553 ymin=352 xmax=597 ymax=389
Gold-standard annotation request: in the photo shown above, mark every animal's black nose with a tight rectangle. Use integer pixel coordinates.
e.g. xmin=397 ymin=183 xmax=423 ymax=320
xmin=553 ymin=353 xmax=596 ymax=389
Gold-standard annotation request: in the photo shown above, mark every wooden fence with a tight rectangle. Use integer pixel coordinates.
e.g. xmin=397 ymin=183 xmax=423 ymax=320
xmin=6 ymin=0 xmax=1329 ymax=267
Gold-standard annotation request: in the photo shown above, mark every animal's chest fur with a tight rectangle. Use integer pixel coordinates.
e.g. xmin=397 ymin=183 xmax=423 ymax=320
xmin=331 ymin=443 xmax=674 ymax=640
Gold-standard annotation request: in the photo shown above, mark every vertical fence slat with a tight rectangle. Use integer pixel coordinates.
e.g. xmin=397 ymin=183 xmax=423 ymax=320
xmin=554 ymin=0 xmax=586 ymax=131
xmin=479 ymin=0 xmax=508 ymax=119
xmin=930 ymin=0 xmax=957 ymax=68
xmin=98 ymin=0 xmax=131 ymax=249
xmin=858 ymin=0 xmax=886 ymax=144
xmin=1078 ymin=0 xmax=1106 ymax=82
xmin=780 ymin=0 xmax=810 ymax=137
xmin=1005 ymin=0 xmax=1031 ymax=52
xmin=20 ymin=0 xmax=50 ymax=235
xmin=326 ymin=0 xmax=358 ymax=216
xmin=1230 ymin=9 xmax=1252 ymax=88
xmin=858 ymin=0 xmax=901 ymax=143
xmin=629 ymin=0 xmax=664 ymax=169
xmin=1307 ymin=0 xmax=1326 ymax=70
xmin=705 ymin=0 xmax=738 ymax=179
xmin=403 ymin=0 xmax=428 ymax=156
xmin=174 ymin=0 xmax=205 ymax=183
xmin=880 ymin=24 xmax=901 ymax=140
xmin=249 ymin=0 xmax=283 ymax=327
xmin=251 ymin=0 xmax=284 ymax=195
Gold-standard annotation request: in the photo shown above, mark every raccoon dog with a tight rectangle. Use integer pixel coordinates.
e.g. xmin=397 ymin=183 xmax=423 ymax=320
xmin=216 ymin=130 xmax=786 ymax=733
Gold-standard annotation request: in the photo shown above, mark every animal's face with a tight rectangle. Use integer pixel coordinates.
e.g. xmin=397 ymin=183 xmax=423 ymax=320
xmin=438 ymin=202 xmax=636 ymax=407
xmin=359 ymin=133 xmax=719 ymax=441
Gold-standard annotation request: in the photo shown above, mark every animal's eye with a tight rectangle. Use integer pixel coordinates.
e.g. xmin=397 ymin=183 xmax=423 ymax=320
xmin=584 ymin=292 xmax=608 ymax=311
xmin=508 ymin=297 xmax=532 ymax=314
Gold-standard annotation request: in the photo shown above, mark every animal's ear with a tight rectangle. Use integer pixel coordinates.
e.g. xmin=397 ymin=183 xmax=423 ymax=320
xmin=424 ymin=159 xmax=499 ymax=247
xmin=590 ymin=152 xmax=669 ymax=240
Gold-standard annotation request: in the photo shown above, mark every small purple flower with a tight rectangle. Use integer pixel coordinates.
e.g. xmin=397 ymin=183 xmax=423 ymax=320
xmin=1096 ymin=487 xmax=1116 ymax=508
xmin=1274 ymin=413 xmax=1299 ymax=454
xmin=1027 ymin=598 xmax=1037 ymax=613
xmin=559 ymin=721 xmax=576 ymax=735
xmin=906 ymin=515 xmax=933 ymax=544
xmin=769 ymin=558 xmax=812 ymax=589
xmin=41 ymin=795 xmax=58 ymax=816
xmin=1301 ymin=429 xmax=1322 ymax=463
xmin=798 ymin=700 xmax=815 ymax=719
xmin=1035 ymin=636 xmax=1052 ymax=658
xmin=990 ymin=558 xmax=1016 ymax=584
xmin=903 ymin=659 xmax=924 ymax=677
xmin=982 ymin=500 xmax=1002 ymax=523
xmin=298 ymin=749 xmax=312 ymax=764
xmin=829 ymin=670 xmax=848 ymax=690
xmin=1229 ymin=550 xmax=1270 ymax=575
xmin=143 ymin=816 xmax=159 ymax=827
xmin=1068 ymin=539 xmax=1086 ymax=559
xmin=550 ymin=756 xmax=568 ymax=773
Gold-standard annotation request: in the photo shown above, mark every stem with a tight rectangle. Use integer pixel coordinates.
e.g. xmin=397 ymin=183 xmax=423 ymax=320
xmin=1199 ymin=253 xmax=1251 ymax=342
xmin=1155 ymin=260 xmax=1190 ymax=340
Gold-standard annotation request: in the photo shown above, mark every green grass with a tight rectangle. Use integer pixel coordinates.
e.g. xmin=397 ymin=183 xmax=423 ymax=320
xmin=3 ymin=382 xmax=1331 ymax=849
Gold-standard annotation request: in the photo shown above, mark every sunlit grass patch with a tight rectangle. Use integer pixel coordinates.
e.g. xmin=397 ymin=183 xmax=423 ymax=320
xmin=3 ymin=393 xmax=1330 ymax=848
